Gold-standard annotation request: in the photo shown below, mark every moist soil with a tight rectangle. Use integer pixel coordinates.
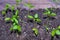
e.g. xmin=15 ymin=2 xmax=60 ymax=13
xmin=0 ymin=8 xmax=60 ymax=40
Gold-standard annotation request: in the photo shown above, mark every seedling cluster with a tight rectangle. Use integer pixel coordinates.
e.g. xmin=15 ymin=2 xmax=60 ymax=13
xmin=1 ymin=0 xmax=60 ymax=39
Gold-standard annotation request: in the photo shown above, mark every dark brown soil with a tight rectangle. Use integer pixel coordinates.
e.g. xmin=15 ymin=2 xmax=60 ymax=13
xmin=0 ymin=8 xmax=60 ymax=40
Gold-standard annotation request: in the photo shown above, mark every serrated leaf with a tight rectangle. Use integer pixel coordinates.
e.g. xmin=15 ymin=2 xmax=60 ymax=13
xmin=28 ymin=15 xmax=33 ymax=19
xmin=34 ymin=14 xmax=38 ymax=18
xmin=56 ymin=30 xmax=60 ymax=35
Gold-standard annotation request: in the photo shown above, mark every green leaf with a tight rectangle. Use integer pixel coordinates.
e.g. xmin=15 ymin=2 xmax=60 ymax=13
xmin=45 ymin=8 xmax=49 ymax=11
xmin=2 ymin=10 xmax=6 ymax=15
xmin=5 ymin=17 xmax=11 ymax=21
xmin=24 ymin=3 xmax=34 ymax=9
xmin=34 ymin=14 xmax=38 ymax=18
xmin=10 ymin=25 xmax=21 ymax=32
xmin=10 ymin=27 xmax=13 ymax=31
xmin=46 ymin=27 xmax=49 ymax=31
xmin=35 ymin=19 xmax=41 ymax=22
xmin=11 ymin=5 xmax=15 ymax=11
xmin=43 ymin=11 xmax=50 ymax=15
xmin=51 ymin=29 xmax=56 ymax=37
xmin=11 ymin=18 xmax=18 ymax=24
xmin=17 ymin=25 xmax=21 ymax=32
xmin=5 ymin=4 xmax=11 ymax=10
xmin=51 ymin=13 xmax=56 ymax=17
xmin=16 ymin=0 xmax=22 ymax=2
xmin=15 ymin=10 xmax=19 ymax=16
xmin=13 ymin=25 xmax=18 ymax=30
xmin=32 ymin=28 xmax=39 ymax=35
xmin=28 ymin=15 xmax=33 ymax=19
xmin=14 ymin=18 xmax=18 ymax=24
xmin=56 ymin=30 xmax=60 ymax=35
xmin=57 ymin=25 xmax=60 ymax=29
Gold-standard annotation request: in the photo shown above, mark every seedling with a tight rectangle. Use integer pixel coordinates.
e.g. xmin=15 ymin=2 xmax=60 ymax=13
xmin=43 ymin=8 xmax=56 ymax=19
xmin=16 ymin=0 xmax=22 ymax=6
xmin=24 ymin=3 xmax=34 ymax=9
xmin=28 ymin=14 xmax=41 ymax=23
xmin=51 ymin=25 xmax=60 ymax=37
xmin=45 ymin=27 xmax=49 ymax=31
xmin=56 ymin=25 xmax=60 ymax=35
xmin=5 ymin=4 xmax=11 ymax=10
xmin=10 ymin=24 xmax=22 ymax=33
xmin=32 ymin=28 xmax=39 ymax=36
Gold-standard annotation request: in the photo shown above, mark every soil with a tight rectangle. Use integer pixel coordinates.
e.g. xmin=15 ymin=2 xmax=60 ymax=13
xmin=0 ymin=8 xmax=60 ymax=40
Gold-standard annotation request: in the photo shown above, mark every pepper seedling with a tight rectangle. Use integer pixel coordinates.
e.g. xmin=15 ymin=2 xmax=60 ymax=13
xmin=43 ymin=8 xmax=56 ymax=19
xmin=32 ymin=28 xmax=39 ymax=36
xmin=10 ymin=24 xmax=22 ymax=33
xmin=56 ymin=25 xmax=60 ymax=35
xmin=28 ymin=14 xmax=41 ymax=23
xmin=51 ymin=28 xmax=56 ymax=37
xmin=16 ymin=0 xmax=22 ymax=6
xmin=24 ymin=3 xmax=34 ymax=9
xmin=51 ymin=25 xmax=60 ymax=37
xmin=5 ymin=4 xmax=11 ymax=10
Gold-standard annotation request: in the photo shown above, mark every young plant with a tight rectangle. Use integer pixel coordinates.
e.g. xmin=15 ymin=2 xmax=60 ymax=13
xmin=51 ymin=28 xmax=56 ymax=37
xmin=32 ymin=28 xmax=39 ymax=36
xmin=5 ymin=4 xmax=11 ymax=10
xmin=43 ymin=8 xmax=56 ymax=18
xmin=10 ymin=24 xmax=22 ymax=33
xmin=56 ymin=25 xmax=60 ymax=35
xmin=28 ymin=14 xmax=41 ymax=23
xmin=24 ymin=3 xmax=34 ymax=15
xmin=16 ymin=0 xmax=22 ymax=6
xmin=24 ymin=3 xmax=34 ymax=9
xmin=51 ymin=25 xmax=60 ymax=37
